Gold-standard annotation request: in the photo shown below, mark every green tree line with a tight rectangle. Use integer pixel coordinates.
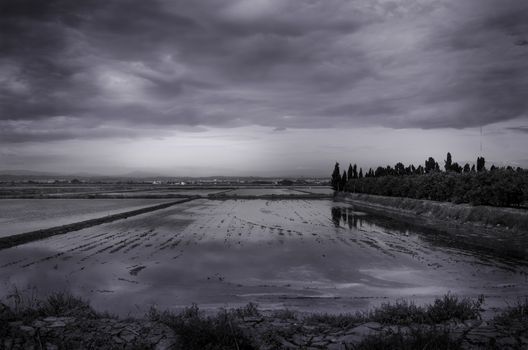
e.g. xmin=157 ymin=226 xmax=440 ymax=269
xmin=331 ymin=153 xmax=528 ymax=207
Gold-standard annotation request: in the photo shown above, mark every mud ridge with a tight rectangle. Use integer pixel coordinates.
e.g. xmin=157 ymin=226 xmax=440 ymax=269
xmin=336 ymin=193 xmax=528 ymax=233
xmin=0 ymin=198 xmax=198 ymax=250
xmin=336 ymin=193 xmax=528 ymax=258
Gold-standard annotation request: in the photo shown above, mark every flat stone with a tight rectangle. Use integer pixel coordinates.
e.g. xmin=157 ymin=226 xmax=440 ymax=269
xmin=45 ymin=343 xmax=58 ymax=350
xmin=463 ymin=319 xmax=482 ymax=328
xmin=291 ymin=334 xmax=306 ymax=345
xmin=335 ymin=333 xmax=363 ymax=345
xmin=277 ymin=337 xmax=297 ymax=349
xmin=311 ymin=335 xmax=327 ymax=343
xmin=383 ymin=325 xmax=412 ymax=334
xmin=48 ymin=321 xmax=66 ymax=328
xmin=3 ymin=339 xmax=13 ymax=349
xmin=311 ymin=341 xmax=329 ymax=347
xmin=113 ymin=336 xmax=125 ymax=344
xmin=111 ymin=327 xmax=123 ymax=335
xmin=496 ymin=337 xmax=518 ymax=347
xmin=32 ymin=320 xmax=46 ymax=328
xmin=120 ymin=332 xmax=136 ymax=343
xmin=43 ymin=316 xmax=75 ymax=323
xmin=19 ymin=325 xmax=36 ymax=336
xmin=350 ymin=322 xmax=382 ymax=336
xmin=155 ymin=336 xmax=179 ymax=350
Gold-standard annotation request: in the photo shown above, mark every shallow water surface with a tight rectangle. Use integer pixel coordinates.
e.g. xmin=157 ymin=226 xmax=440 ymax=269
xmin=0 ymin=199 xmax=174 ymax=237
xmin=0 ymin=199 xmax=526 ymax=316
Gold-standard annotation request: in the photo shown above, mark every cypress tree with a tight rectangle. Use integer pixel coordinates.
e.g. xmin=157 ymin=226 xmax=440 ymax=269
xmin=331 ymin=162 xmax=341 ymax=191
xmin=425 ymin=157 xmax=436 ymax=173
xmin=348 ymin=164 xmax=353 ymax=180
xmin=477 ymin=157 xmax=486 ymax=172
xmin=341 ymin=171 xmax=348 ymax=191
xmin=445 ymin=152 xmax=452 ymax=172
xmin=395 ymin=162 xmax=405 ymax=176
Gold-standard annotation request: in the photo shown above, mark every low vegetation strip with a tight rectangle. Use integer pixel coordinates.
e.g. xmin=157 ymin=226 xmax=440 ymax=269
xmin=338 ymin=192 xmax=528 ymax=233
xmin=208 ymin=193 xmax=332 ymax=200
xmin=1 ymin=292 xmax=526 ymax=349
xmin=0 ymin=197 xmax=197 ymax=250
xmin=331 ymin=153 xmax=528 ymax=208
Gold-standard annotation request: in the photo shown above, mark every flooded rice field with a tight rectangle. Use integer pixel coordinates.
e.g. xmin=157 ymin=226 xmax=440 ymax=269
xmin=294 ymin=187 xmax=335 ymax=195
xmin=0 ymin=197 xmax=526 ymax=316
xmin=0 ymin=199 xmax=174 ymax=237
xmin=0 ymin=185 xmax=145 ymax=198
xmin=97 ymin=188 xmax=230 ymax=198
xmin=222 ymin=188 xmax=307 ymax=196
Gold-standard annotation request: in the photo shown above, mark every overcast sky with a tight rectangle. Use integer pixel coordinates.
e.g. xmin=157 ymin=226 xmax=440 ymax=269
xmin=1 ymin=0 xmax=527 ymax=176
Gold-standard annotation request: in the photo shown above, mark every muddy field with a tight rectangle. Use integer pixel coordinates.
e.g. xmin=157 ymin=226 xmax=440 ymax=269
xmin=0 ymin=195 xmax=526 ymax=318
xmin=222 ymin=188 xmax=306 ymax=196
xmin=0 ymin=199 xmax=174 ymax=237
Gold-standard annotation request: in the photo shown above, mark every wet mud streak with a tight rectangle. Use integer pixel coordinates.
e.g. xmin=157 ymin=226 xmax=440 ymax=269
xmin=0 ymin=198 xmax=197 ymax=250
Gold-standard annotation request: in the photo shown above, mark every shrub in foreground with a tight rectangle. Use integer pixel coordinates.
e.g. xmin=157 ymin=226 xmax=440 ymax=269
xmin=426 ymin=293 xmax=484 ymax=323
xmin=148 ymin=304 xmax=256 ymax=350
xmin=493 ymin=297 xmax=528 ymax=329
xmin=368 ymin=300 xmax=428 ymax=325
xmin=368 ymin=293 xmax=483 ymax=325
xmin=1 ymin=292 xmax=487 ymax=349
xmin=4 ymin=289 xmax=97 ymax=321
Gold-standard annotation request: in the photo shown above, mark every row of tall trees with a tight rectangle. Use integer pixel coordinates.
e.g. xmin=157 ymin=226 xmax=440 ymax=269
xmin=331 ymin=153 xmax=528 ymax=207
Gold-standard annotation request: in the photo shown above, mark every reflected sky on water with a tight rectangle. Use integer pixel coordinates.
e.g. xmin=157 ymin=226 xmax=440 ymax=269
xmin=0 ymin=199 xmax=526 ymax=316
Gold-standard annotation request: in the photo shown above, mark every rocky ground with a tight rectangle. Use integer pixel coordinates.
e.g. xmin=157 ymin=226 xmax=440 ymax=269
xmin=239 ymin=314 xmax=527 ymax=349
xmin=1 ymin=313 xmax=176 ymax=349
xmin=1 ymin=295 xmax=527 ymax=350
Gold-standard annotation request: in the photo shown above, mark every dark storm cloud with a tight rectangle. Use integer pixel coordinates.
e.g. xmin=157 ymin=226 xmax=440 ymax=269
xmin=1 ymin=0 xmax=527 ymax=142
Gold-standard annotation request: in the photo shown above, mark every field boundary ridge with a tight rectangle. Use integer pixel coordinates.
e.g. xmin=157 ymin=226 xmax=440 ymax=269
xmin=0 ymin=197 xmax=198 ymax=250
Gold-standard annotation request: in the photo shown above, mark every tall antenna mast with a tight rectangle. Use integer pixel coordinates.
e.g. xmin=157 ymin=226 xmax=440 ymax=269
xmin=480 ymin=125 xmax=482 ymax=155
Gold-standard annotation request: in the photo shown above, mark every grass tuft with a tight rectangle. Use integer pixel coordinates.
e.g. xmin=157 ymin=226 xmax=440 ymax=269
xmin=271 ymin=308 xmax=297 ymax=320
xmin=426 ymin=293 xmax=484 ymax=323
xmin=38 ymin=291 xmax=96 ymax=318
xmin=4 ymin=288 xmax=97 ymax=320
xmin=148 ymin=303 xmax=257 ymax=350
xmin=369 ymin=300 xmax=428 ymax=325
xmin=494 ymin=297 xmax=528 ymax=329
xmin=233 ymin=302 xmax=261 ymax=318
xmin=367 ymin=293 xmax=484 ymax=325
xmin=304 ymin=312 xmax=365 ymax=328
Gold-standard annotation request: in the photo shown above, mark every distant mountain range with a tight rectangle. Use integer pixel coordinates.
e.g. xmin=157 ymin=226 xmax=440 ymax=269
xmin=0 ymin=170 xmax=328 ymax=180
xmin=0 ymin=169 xmax=169 ymax=178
